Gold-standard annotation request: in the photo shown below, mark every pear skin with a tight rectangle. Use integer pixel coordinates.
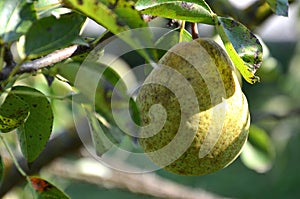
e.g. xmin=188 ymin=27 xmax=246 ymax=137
xmin=137 ymin=38 xmax=250 ymax=176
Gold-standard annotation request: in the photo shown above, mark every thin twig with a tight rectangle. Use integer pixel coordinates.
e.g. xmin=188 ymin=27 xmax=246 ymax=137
xmin=19 ymin=45 xmax=79 ymax=72
xmin=0 ymin=44 xmax=91 ymax=81
xmin=0 ymin=135 xmax=27 ymax=177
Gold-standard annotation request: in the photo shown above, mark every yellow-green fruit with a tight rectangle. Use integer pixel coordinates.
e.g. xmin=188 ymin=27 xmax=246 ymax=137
xmin=137 ymin=38 xmax=250 ymax=176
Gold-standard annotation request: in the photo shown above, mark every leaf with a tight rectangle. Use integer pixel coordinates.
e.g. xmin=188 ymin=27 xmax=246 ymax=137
xmin=34 ymin=0 xmax=65 ymax=18
xmin=266 ymin=0 xmax=289 ymax=16
xmin=56 ymin=61 xmax=127 ymax=124
xmin=12 ymin=86 xmax=54 ymax=163
xmin=61 ymin=0 xmax=156 ymax=61
xmin=241 ymin=125 xmax=275 ymax=173
xmin=0 ymin=92 xmax=30 ymax=133
xmin=30 ymin=177 xmax=70 ymax=199
xmin=216 ymin=17 xmax=263 ymax=84
xmin=0 ymin=0 xmax=37 ymax=43
xmin=84 ymin=106 xmax=116 ymax=156
xmin=24 ymin=13 xmax=86 ymax=58
xmin=155 ymin=28 xmax=192 ymax=59
xmin=135 ymin=0 xmax=214 ymax=24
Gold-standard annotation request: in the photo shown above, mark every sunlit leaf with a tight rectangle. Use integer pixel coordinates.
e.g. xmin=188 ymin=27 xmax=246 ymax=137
xmin=0 ymin=0 xmax=37 ymax=43
xmin=34 ymin=0 xmax=65 ymax=18
xmin=13 ymin=86 xmax=54 ymax=163
xmin=266 ymin=0 xmax=289 ymax=16
xmin=216 ymin=17 xmax=263 ymax=84
xmin=135 ymin=0 xmax=214 ymax=24
xmin=241 ymin=125 xmax=275 ymax=173
xmin=61 ymin=0 xmax=155 ymax=61
xmin=0 ymin=93 xmax=29 ymax=133
xmin=30 ymin=177 xmax=70 ymax=199
xmin=24 ymin=13 xmax=85 ymax=58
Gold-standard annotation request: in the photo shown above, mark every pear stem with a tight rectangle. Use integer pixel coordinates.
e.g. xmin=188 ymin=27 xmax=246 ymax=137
xmin=191 ymin=23 xmax=199 ymax=39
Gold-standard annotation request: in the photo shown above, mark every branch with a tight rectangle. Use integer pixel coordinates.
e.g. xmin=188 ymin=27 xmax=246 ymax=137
xmin=46 ymin=158 xmax=230 ymax=199
xmin=252 ymin=107 xmax=300 ymax=122
xmin=0 ymin=44 xmax=91 ymax=81
xmin=0 ymin=120 xmax=229 ymax=199
xmin=19 ymin=45 xmax=78 ymax=72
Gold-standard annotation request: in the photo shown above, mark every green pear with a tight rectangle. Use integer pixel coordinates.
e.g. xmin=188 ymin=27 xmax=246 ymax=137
xmin=137 ymin=38 xmax=250 ymax=176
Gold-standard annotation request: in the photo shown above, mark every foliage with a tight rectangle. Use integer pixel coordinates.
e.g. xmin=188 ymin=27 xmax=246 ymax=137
xmin=0 ymin=0 xmax=297 ymax=198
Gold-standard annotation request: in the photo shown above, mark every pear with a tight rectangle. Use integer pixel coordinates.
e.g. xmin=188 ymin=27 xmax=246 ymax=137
xmin=137 ymin=38 xmax=250 ymax=176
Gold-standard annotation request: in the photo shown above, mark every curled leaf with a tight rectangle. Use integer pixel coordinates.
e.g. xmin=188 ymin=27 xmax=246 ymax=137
xmin=216 ymin=17 xmax=263 ymax=84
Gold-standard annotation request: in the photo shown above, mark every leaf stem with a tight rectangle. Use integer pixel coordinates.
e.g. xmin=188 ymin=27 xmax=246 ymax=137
xmin=179 ymin=21 xmax=186 ymax=43
xmin=0 ymin=134 xmax=27 ymax=177
xmin=0 ymin=134 xmax=35 ymax=194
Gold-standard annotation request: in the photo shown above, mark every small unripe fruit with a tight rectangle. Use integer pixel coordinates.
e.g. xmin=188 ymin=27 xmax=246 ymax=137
xmin=137 ymin=38 xmax=250 ymax=176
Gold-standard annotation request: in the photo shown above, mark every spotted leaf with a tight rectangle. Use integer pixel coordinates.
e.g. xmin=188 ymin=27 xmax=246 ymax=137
xmin=216 ymin=17 xmax=263 ymax=84
xmin=12 ymin=86 xmax=54 ymax=163
xmin=0 ymin=92 xmax=29 ymax=133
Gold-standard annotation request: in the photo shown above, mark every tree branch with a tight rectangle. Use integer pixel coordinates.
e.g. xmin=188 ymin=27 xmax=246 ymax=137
xmin=19 ymin=45 xmax=79 ymax=72
xmin=252 ymin=107 xmax=300 ymax=122
xmin=0 ymin=44 xmax=91 ymax=81
xmin=47 ymin=158 xmax=230 ymax=199
xmin=0 ymin=120 xmax=229 ymax=199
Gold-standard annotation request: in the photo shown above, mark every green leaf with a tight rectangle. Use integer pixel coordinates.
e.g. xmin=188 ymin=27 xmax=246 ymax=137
xmin=34 ymin=0 xmax=65 ymax=18
xmin=216 ymin=17 xmax=263 ymax=84
xmin=0 ymin=0 xmax=37 ymax=43
xmin=55 ymin=61 xmax=81 ymax=85
xmin=24 ymin=13 xmax=86 ymax=58
xmin=84 ymin=106 xmax=116 ymax=156
xmin=12 ymin=86 xmax=54 ymax=163
xmin=135 ymin=0 xmax=214 ymax=24
xmin=0 ymin=92 xmax=30 ymax=133
xmin=30 ymin=177 xmax=70 ymax=199
xmin=266 ymin=0 xmax=289 ymax=16
xmin=155 ymin=28 xmax=192 ymax=59
xmin=63 ymin=0 xmax=146 ymax=32
xmin=56 ymin=61 xmax=127 ymax=124
xmin=241 ymin=125 xmax=275 ymax=173
xmin=61 ymin=0 xmax=156 ymax=61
